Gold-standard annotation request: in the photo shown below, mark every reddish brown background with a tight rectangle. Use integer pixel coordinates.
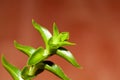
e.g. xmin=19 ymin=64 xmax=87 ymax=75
xmin=0 ymin=0 xmax=120 ymax=80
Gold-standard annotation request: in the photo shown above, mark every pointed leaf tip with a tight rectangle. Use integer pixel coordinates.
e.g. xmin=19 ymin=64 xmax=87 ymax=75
xmin=32 ymin=19 xmax=34 ymax=23
xmin=14 ymin=40 xmax=36 ymax=57
xmin=32 ymin=20 xmax=52 ymax=46
xmin=44 ymin=61 xmax=70 ymax=80
xmin=56 ymin=47 xmax=81 ymax=68
xmin=53 ymin=22 xmax=59 ymax=38
xmin=1 ymin=56 xmax=23 ymax=80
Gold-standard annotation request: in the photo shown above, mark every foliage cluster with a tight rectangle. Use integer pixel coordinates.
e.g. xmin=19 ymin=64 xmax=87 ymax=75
xmin=2 ymin=20 xmax=81 ymax=80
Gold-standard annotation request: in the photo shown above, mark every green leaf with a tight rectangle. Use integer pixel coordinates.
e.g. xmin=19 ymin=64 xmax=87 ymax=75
xmin=14 ymin=41 xmax=36 ymax=57
xmin=56 ymin=47 xmax=80 ymax=68
xmin=58 ymin=32 xmax=69 ymax=42
xmin=28 ymin=47 xmax=49 ymax=65
xmin=48 ymin=31 xmax=75 ymax=49
xmin=1 ymin=56 xmax=23 ymax=80
xmin=52 ymin=32 xmax=69 ymax=45
xmin=58 ymin=41 xmax=75 ymax=47
xmin=48 ymin=38 xmax=75 ymax=50
xmin=32 ymin=19 xmax=52 ymax=46
xmin=53 ymin=22 xmax=59 ymax=38
xmin=44 ymin=61 xmax=70 ymax=80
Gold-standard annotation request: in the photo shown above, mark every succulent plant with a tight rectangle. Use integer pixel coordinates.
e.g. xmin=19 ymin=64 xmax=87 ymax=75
xmin=1 ymin=19 xmax=81 ymax=80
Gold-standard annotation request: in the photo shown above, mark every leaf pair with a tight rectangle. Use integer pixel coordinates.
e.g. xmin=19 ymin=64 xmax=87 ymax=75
xmin=14 ymin=41 xmax=70 ymax=80
xmin=32 ymin=20 xmax=80 ymax=68
xmin=22 ymin=61 xmax=70 ymax=80
xmin=1 ymin=20 xmax=81 ymax=80
xmin=14 ymin=41 xmax=49 ymax=65
xmin=32 ymin=20 xmax=74 ymax=50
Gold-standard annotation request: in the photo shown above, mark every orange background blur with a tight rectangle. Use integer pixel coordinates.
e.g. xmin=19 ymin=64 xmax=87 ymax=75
xmin=0 ymin=0 xmax=120 ymax=80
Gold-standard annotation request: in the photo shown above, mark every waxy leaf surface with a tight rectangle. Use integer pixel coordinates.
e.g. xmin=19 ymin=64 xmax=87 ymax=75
xmin=57 ymin=47 xmax=80 ymax=67
xmin=2 ymin=56 xmax=23 ymax=80
xmin=14 ymin=41 xmax=36 ymax=57
xmin=32 ymin=19 xmax=52 ymax=46
xmin=28 ymin=47 xmax=49 ymax=65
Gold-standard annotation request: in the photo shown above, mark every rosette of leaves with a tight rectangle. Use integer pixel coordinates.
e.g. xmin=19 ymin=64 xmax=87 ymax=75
xmin=1 ymin=19 xmax=81 ymax=80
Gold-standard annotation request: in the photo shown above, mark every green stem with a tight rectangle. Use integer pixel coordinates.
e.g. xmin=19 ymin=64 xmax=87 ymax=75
xmin=28 ymin=66 xmax=36 ymax=76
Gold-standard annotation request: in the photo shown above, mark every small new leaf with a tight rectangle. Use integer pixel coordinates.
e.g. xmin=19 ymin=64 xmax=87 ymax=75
xmin=58 ymin=41 xmax=75 ymax=47
xmin=1 ymin=56 xmax=23 ymax=80
xmin=58 ymin=32 xmax=69 ymax=42
xmin=53 ymin=22 xmax=59 ymax=38
xmin=49 ymin=30 xmax=75 ymax=49
xmin=44 ymin=61 xmax=70 ymax=80
xmin=57 ymin=47 xmax=80 ymax=68
xmin=14 ymin=41 xmax=36 ymax=57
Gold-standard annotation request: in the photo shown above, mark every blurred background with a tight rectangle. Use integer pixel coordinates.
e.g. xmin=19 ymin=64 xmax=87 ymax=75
xmin=0 ymin=0 xmax=120 ymax=80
